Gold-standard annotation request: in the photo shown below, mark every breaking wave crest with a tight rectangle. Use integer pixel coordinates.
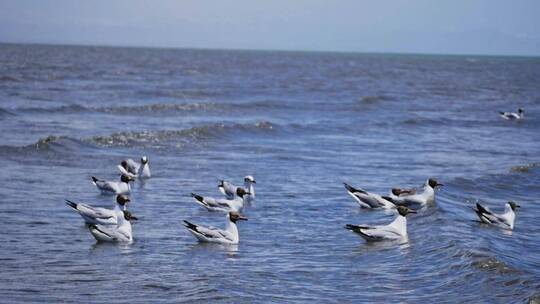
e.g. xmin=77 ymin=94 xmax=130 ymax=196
xmin=0 ymin=121 xmax=277 ymax=154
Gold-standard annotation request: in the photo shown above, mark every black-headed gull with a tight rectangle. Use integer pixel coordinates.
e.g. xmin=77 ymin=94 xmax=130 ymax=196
xmin=385 ymin=178 xmax=443 ymax=208
xmin=343 ymin=183 xmax=395 ymax=209
xmin=345 ymin=206 xmax=416 ymax=241
xmin=91 ymin=174 xmax=134 ymax=195
xmin=499 ymin=108 xmax=523 ymax=120
xmin=88 ymin=210 xmax=138 ymax=243
xmin=218 ymin=175 xmax=256 ymax=202
xmin=66 ymin=194 xmax=131 ymax=226
xmin=183 ymin=212 xmax=247 ymax=245
xmin=191 ymin=189 xmax=250 ymax=212
xmin=117 ymin=156 xmax=151 ymax=179
xmin=473 ymin=201 xmax=520 ymax=230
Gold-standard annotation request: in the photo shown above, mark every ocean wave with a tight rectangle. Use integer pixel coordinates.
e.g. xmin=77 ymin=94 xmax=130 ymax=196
xmin=13 ymin=100 xmax=291 ymax=115
xmin=0 ymin=121 xmax=277 ymax=154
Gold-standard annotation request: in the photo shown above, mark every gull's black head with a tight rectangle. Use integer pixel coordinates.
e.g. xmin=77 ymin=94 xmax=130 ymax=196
xmin=397 ymin=206 xmax=416 ymax=217
xmin=120 ymin=174 xmax=135 ymax=183
xmin=508 ymin=201 xmax=520 ymax=211
xmin=428 ymin=178 xmax=443 ymax=188
xmin=121 ymin=160 xmax=128 ymax=169
xmin=141 ymin=156 xmax=148 ymax=164
xmin=518 ymin=108 xmax=523 ymax=114
xmin=116 ymin=194 xmax=130 ymax=205
xmin=244 ymin=175 xmax=256 ymax=184
xmin=237 ymin=188 xmax=251 ymax=198
xmin=123 ymin=210 xmax=138 ymax=221
xmin=229 ymin=212 xmax=248 ymax=223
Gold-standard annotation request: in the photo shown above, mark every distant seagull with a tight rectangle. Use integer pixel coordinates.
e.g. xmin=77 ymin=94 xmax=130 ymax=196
xmin=343 ymin=183 xmax=395 ymax=209
xmin=473 ymin=201 xmax=520 ymax=230
xmin=345 ymin=206 xmax=416 ymax=241
xmin=499 ymin=108 xmax=524 ymax=120
xmin=219 ymin=175 xmax=256 ymax=202
xmin=88 ymin=210 xmax=137 ymax=243
xmin=385 ymin=178 xmax=443 ymax=208
xmin=66 ymin=194 xmax=131 ymax=226
xmin=183 ymin=212 xmax=247 ymax=245
xmin=117 ymin=156 xmax=151 ymax=179
xmin=191 ymin=189 xmax=251 ymax=212
xmin=91 ymin=174 xmax=134 ymax=195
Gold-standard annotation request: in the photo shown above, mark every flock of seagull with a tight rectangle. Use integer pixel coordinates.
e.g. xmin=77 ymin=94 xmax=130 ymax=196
xmin=66 ymin=109 xmax=524 ymax=245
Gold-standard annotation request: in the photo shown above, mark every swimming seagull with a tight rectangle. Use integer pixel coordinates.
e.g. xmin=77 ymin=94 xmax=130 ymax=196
xmin=191 ymin=189 xmax=251 ymax=212
xmin=117 ymin=156 xmax=151 ymax=179
xmin=473 ymin=201 xmax=520 ymax=230
xmin=183 ymin=212 xmax=247 ymax=245
xmin=384 ymin=178 xmax=443 ymax=208
xmin=343 ymin=183 xmax=395 ymax=209
xmin=499 ymin=108 xmax=524 ymax=120
xmin=345 ymin=206 xmax=416 ymax=241
xmin=218 ymin=176 xmax=256 ymax=202
xmin=88 ymin=210 xmax=137 ymax=243
xmin=66 ymin=194 xmax=131 ymax=226
xmin=91 ymin=174 xmax=134 ymax=195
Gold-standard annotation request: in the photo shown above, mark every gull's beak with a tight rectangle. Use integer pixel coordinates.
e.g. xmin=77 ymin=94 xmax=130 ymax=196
xmin=252 ymin=180 xmax=256 ymax=184
xmin=245 ymin=192 xmax=252 ymax=195
xmin=409 ymin=210 xmax=418 ymax=214
xmin=436 ymin=183 xmax=444 ymax=187
xmin=516 ymin=205 xmax=521 ymax=208
xmin=130 ymin=216 xmax=138 ymax=220
xmin=238 ymin=215 xmax=248 ymax=221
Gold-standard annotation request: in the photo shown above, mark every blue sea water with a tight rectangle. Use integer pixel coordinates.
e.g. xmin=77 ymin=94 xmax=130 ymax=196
xmin=0 ymin=43 xmax=540 ymax=303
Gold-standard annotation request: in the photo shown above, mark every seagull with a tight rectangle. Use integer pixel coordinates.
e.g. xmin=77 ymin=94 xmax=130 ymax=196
xmin=65 ymin=194 xmax=131 ymax=226
xmin=473 ymin=201 xmax=520 ymax=230
xmin=183 ymin=212 xmax=248 ymax=245
xmin=343 ymin=183 xmax=395 ymax=209
xmin=88 ymin=210 xmax=138 ymax=243
xmin=384 ymin=178 xmax=443 ymax=208
xmin=218 ymin=175 xmax=256 ymax=202
xmin=499 ymin=108 xmax=524 ymax=120
xmin=117 ymin=156 xmax=151 ymax=179
xmin=91 ymin=174 xmax=134 ymax=195
xmin=191 ymin=188 xmax=250 ymax=212
xmin=345 ymin=206 xmax=416 ymax=241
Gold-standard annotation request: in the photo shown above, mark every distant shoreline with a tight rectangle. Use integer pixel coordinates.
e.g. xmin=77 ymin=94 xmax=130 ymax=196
xmin=1 ymin=41 xmax=539 ymax=59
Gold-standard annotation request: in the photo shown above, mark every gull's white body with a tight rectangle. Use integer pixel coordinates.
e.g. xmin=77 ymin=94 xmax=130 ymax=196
xmin=348 ymin=213 xmax=408 ymax=241
xmin=184 ymin=214 xmax=240 ymax=245
xmin=192 ymin=193 xmax=245 ymax=212
xmin=388 ymin=180 xmax=435 ymax=207
xmin=474 ymin=203 xmax=517 ymax=230
xmin=219 ymin=176 xmax=255 ymax=203
xmin=67 ymin=200 xmax=125 ymax=226
xmin=117 ymin=157 xmax=151 ymax=179
xmin=344 ymin=183 xmax=395 ymax=209
xmin=88 ymin=210 xmax=133 ymax=243
xmin=92 ymin=178 xmax=131 ymax=195
xmin=499 ymin=111 xmax=523 ymax=120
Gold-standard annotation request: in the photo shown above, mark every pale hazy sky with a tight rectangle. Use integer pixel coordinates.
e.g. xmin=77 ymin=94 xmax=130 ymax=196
xmin=1 ymin=0 xmax=539 ymax=55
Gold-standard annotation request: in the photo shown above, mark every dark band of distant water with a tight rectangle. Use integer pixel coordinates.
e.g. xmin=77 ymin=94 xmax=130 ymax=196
xmin=1 ymin=44 xmax=539 ymax=303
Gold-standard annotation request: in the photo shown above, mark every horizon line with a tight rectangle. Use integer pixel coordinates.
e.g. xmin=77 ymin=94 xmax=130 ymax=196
xmin=1 ymin=40 xmax=539 ymax=59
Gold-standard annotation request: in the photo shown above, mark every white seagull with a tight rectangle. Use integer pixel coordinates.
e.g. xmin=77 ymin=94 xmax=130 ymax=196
xmin=91 ymin=174 xmax=134 ymax=195
xmin=343 ymin=183 xmax=395 ymax=209
xmin=191 ymin=189 xmax=250 ymax=212
xmin=88 ymin=210 xmax=137 ymax=243
xmin=385 ymin=178 xmax=443 ymax=208
xmin=183 ymin=212 xmax=247 ymax=245
xmin=117 ymin=156 xmax=151 ymax=179
xmin=345 ymin=206 xmax=416 ymax=241
xmin=219 ymin=175 xmax=256 ymax=203
xmin=473 ymin=201 xmax=520 ymax=230
xmin=499 ymin=108 xmax=524 ymax=120
xmin=66 ymin=194 xmax=131 ymax=226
